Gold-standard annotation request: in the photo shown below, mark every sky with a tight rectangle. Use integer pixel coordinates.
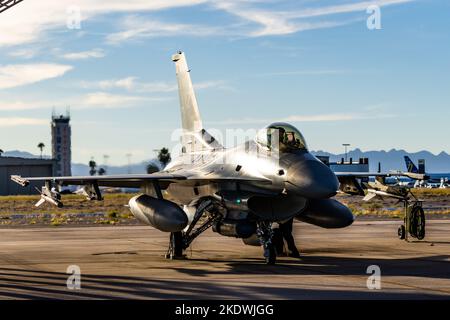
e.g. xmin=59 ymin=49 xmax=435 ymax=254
xmin=0 ymin=0 xmax=449 ymax=165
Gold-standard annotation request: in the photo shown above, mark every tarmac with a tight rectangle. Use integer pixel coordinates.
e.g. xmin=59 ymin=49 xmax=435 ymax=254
xmin=0 ymin=219 xmax=449 ymax=299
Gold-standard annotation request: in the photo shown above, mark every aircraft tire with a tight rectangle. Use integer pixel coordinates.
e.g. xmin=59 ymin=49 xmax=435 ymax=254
xmin=265 ymin=244 xmax=276 ymax=265
xmin=408 ymin=205 xmax=425 ymax=240
xmin=170 ymin=231 xmax=184 ymax=259
xmin=398 ymin=225 xmax=405 ymax=240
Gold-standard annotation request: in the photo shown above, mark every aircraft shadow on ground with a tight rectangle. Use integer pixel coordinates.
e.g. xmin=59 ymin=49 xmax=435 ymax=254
xmin=174 ymin=254 xmax=450 ymax=280
xmin=0 ymin=253 xmax=448 ymax=299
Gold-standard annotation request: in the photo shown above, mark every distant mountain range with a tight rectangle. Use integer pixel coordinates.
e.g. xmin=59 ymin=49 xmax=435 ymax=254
xmin=2 ymin=150 xmax=161 ymax=175
xmin=3 ymin=150 xmax=51 ymax=159
xmin=3 ymin=149 xmax=450 ymax=174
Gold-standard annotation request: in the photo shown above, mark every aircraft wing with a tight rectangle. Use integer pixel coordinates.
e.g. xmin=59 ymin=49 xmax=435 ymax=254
xmin=334 ymin=171 xmax=427 ymax=197
xmin=335 ymin=172 xmax=390 ymax=178
xmin=11 ymin=172 xmax=271 ymax=189
xmin=335 ymin=171 xmax=428 ymax=180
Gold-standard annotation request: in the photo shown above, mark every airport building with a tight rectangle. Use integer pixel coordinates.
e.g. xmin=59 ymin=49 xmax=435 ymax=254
xmin=0 ymin=156 xmax=56 ymax=195
xmin=316 ymin=155 xmax=370 ymax=173
xmin=52 ymin=113 xmax=72 ymax=176
xmin=0 ymin=112 xmax=72 ymax=195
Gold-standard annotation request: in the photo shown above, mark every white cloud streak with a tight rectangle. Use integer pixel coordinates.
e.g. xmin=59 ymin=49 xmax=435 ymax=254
xmin=215 ymin=0 xmax=415 ymax=37
xmin=8 ymin=48 xmax=39 ymax=59
xmin=106 ymin=17 xmax=220 ymax=45
xmin=61 ymin=48 xmax=105 ymax=60
xmin=0 ymin=117 xmax=48 ymax=127
xmin=80 ymin=77 xmax=228 ymax=93
xmin=257 ymin=69 xmax=349 ymax=77
xmin=0 ymin=92 xmax=171 ymax=111
xmin=208 ymin=112 xmax=396 ymax=126
xmin=0 ymin=63 xmax=73 ymax=89
xmin=0 ymin=0 xmax=416 ymax=47
xmin=0 ymin=0 xmax=208 ymax=47
xmin=79 ymin=92 xmax=154 ymax=108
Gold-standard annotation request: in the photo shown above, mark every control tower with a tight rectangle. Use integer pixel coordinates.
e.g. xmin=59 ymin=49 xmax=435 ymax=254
xmin=51 ymin=112 xmax=72 ymax=176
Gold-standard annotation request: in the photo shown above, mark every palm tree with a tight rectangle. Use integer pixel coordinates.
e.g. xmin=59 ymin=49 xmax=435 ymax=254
xmin=157 ymin=148 xmax=171 ymax=168
xmin=37 ymin=142 xmax=45 ymax=159
xmin=89 ymin=159 xmax=97 ymax=176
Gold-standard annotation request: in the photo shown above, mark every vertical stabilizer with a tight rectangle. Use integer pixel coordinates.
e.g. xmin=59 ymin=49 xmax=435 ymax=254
xmin=404 ymin=156 xmax=419 ymax=173
xmin=172 ymin=51 xmax=203 ymax=133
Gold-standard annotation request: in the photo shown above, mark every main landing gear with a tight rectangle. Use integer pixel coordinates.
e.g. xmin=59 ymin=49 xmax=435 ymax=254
xmin=166 ymin=231 xmax=184 ymax=259
xmin=164 ymin=200 xmax=278 ymax=265
xmin=165 ymin=200 xmax=221 ymax=260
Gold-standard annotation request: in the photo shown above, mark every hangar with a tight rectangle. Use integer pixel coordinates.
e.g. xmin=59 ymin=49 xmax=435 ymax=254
xmin=0 ymin=156 xmax=56 ymax=195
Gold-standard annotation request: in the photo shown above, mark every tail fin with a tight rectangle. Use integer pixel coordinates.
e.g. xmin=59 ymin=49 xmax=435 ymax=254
xmin=171 ymin=52 xmax=221 ymax=157
xmin=418 ymin=159 xmax=426 ymax=174
xmin=172 ymin=51 xmax=202 ymax=133
xmin=404 ymin=156 xmax=418 ymax=173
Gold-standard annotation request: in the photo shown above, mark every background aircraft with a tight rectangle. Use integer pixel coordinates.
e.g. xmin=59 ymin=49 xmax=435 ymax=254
xmin=404 ymin=156 xmax=449 ymax=188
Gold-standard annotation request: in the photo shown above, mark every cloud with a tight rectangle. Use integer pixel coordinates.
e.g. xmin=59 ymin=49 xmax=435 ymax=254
xmin=215 ymin=0 xmax=415 ymax=37
xmin=61 ymin=48 xmax=105 ymax=60
xmin=0 ymin=117 xmax=47 ymax=127
xmin=8 ymin=48 xmax=39 ymax=59
xmin=97 ymin=77 xmax=139 ymax=91
xmin=208 ymin=111 xmax=396 ymax=126
xmin=257 ymin=69 xmax=349 ymax=77
xmin=0 ymin=91 xmax=171 ymax=111
xmin=80 ymin=77 xmax=228 ymax=93
xmin=76 ymin=92 xmax=168 ymax=108
xmin=285 ymin=0 xmax=414 ymax=19
xmin=0 ymin=0 xmax=416 ymax=47
xmin=0 ymin=100 xmax=47 ymax=111
xmin=106 ymin=16 xmax=220 ymax=45
xmin=93 ymin=77 xmax=176 ymax=92
xmin=0 ymin=0 xmax=208 ymax=47
xmin=0 ymin=63 xmax=73 ymax=89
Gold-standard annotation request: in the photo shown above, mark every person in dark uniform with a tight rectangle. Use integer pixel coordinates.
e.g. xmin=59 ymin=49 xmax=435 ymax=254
xmin=273 ymin=218 xmax=300 ymax=258
xmin=280 ymin=218 xmax=300 ymax=257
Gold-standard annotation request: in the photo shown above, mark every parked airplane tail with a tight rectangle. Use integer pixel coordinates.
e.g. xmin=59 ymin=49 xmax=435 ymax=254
xmin=417 ymin=159 xmax=426 ymax=174
xmin=404 ymin=156 xmax=419 ymax=173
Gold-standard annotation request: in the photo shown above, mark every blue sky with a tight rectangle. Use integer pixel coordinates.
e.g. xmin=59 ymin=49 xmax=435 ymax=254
xmin=0 ymin=0 xmax=449 ymax=165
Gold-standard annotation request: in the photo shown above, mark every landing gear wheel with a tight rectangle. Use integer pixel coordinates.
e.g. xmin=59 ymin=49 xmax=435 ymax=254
xmin=408 ymin=204 xmax=426 ymax=240
xmin=165 ymin=231 xmax=184 ymax=259
xmin=398 ymin=225 xmax=406 ymax=240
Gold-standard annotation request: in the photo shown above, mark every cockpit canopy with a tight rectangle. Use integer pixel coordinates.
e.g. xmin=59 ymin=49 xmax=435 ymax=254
xmin=256 ymin=122 xmax=308 ymax=152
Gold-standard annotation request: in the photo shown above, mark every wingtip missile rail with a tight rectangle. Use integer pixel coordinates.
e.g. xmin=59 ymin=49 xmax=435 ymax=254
xmin=11 ymin=175 xmax=30 ymax=187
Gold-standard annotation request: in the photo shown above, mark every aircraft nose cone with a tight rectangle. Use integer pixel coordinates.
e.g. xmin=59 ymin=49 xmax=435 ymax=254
xmin=287 ymin=159 xmax=339 ymax=199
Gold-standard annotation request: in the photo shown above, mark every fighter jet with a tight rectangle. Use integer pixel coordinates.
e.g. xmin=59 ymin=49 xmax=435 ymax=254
xmin=11 ymin=51 xmax=427 ymax=264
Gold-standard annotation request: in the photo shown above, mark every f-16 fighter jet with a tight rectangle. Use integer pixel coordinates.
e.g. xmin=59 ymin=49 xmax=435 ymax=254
xmin=12 ymin=52 xmax=427 ymax=264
